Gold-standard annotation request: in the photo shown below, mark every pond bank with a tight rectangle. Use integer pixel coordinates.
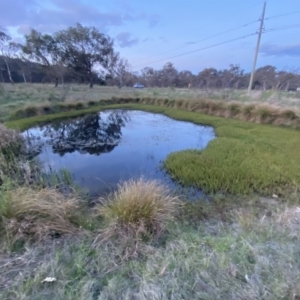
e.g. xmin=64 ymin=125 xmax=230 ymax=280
xmin=6 ymin=103 xmax=300 ymax=197
xmin=7 ymin=96 xmax=300 ymax=130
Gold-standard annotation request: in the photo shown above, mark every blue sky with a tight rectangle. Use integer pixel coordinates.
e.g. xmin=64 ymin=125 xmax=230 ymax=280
xmin=2 ymin=0 xmax=300 ymax=73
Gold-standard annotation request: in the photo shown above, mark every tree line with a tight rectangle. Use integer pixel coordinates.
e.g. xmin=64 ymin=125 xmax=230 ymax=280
xmin=1 ymin=24 xmax=299 ymax=90
xmin=121 ymin=63 xmax=300 ymax=91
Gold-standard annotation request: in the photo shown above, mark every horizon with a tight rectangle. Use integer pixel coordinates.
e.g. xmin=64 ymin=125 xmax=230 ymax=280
xmin=1 ymin=0 xmax=300 ymax=74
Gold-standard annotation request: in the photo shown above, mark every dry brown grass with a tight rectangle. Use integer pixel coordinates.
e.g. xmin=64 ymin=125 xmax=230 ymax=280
xmin=11 ymin=96 xmax=300 ymax=130
xmin=0 ymin=124 xmax=23 ymax=150
xmin=0 ymin=187 xmax=80 ymax=244
xmin=94 ymin=178 xmax=179 ymax=253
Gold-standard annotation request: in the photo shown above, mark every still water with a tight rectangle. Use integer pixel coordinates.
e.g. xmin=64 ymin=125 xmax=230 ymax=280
xmin=24 ymin=110 xmax=215 ymax=196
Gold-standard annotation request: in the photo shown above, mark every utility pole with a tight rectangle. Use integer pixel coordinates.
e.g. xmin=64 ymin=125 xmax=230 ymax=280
xmin=248 ymin=1 xmax=267 ymax=94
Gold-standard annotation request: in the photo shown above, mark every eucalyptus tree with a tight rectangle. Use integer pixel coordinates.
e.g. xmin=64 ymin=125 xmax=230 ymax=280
xmin=55 ymin=23 xmax=114 ymax=88
xmin=0 ymin=29 xmax=17 ymax=84
xmin=22 ymin=29 xmax=61 ymax=86
xmin=106 ymin=51 xmax=133 ymax=87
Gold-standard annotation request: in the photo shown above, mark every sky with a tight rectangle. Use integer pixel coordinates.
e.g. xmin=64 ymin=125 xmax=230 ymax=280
xmin=1 ymin=0 xmax=300 ymax=74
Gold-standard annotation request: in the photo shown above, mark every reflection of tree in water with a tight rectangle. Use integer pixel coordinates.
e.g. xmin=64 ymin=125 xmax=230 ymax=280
xmin=42 ymin=110 xmax=130 ymax=155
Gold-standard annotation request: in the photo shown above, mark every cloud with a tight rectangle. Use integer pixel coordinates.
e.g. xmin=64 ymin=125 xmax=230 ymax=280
xmin=149 ymin=14 xmax=160 ymax=28
xmin=1 ymin=0 xmax=152 ymax=36
xmin=113 ymin=0 xmax=134 ymax=12
xmin=260 ymin=44 xmax=300 ymax=57
xmin=159 ymin=37 xmax=168 ymax=43
xmin=115 ymin=32 xmax=139 ymax=48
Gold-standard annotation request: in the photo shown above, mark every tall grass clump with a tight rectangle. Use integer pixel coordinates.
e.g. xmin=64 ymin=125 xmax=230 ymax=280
xmin=0 ymin=124 xmax=23 ymax=153
xmin=0 ymin=186 xmax=80 ymax=249
xmin=0 ymin=125 xmax=25 ymax=182
xmin=95 ymin=178 xmax=179 ymax=244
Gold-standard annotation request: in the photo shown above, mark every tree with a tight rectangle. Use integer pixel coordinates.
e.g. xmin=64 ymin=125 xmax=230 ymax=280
xmin=254 ymin=65 xmax=277 ymax=90
xmin=33 ymin=111 xmax=130 ymax=156
xmin=55 ymin=23 xmax=114 ymax=88
xmin=140 ymin=67 xmax=158 ymax=87
xmin=23 ymin=29 xmax=61 ymax=86
xmin=219 ymin=64 xmax=244 ymax=89
xmin=107 ymin=52 xmax=132 ymax=87
xmin=197 ymin=68 xmax=219 ymax=89
xmin=178 ymin=70 xmax=196 ymax=88
xmin=0 ymin=29 xmax=16 ymax=84
xmin=159 ymin=62 xmax=179 ymax=87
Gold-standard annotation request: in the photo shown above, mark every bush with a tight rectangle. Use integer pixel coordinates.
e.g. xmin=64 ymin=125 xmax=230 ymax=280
xmin=96 ymin=178 xmax=179 ymax=240
xmin=75 ymin=102 xmax=84 ymax=110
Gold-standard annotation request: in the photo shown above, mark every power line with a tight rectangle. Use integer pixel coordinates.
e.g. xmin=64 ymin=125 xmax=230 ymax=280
xmin=264 ymin=24 xmax=300 ymax=33
xmin=131 ymin=10 xmax=300 ymax=67
xmin=132 ymin=32 xmax=257 ymax=69
xmin=265 ymin=10 xmax=300 ymax=20
xmin=130 ymin=20 xmax=259 ymax=64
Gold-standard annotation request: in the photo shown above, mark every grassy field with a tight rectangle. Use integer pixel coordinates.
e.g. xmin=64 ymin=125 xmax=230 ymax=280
xmin=1 ymin=85 xmax=300 ymax=299
xmin=1 ymin=83 xmax=300 ymax=121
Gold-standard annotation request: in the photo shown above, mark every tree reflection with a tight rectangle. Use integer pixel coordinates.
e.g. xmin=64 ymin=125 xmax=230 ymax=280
xmin=40 ymin=110 xmax=130 ymax=155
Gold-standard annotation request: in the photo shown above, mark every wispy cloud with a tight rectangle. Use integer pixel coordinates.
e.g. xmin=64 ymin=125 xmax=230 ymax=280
xmin=260 ymin=44 xmax=300 ymax=57
xmin=159 ymin=37 xmax=168 ymax=43
xmin=149 ymin=14 xmax=160 ymax=28
xmin=2 ymin=0 xmax=155 ymax=36
xmin=115 ymin=32 xmax=139 ymax=48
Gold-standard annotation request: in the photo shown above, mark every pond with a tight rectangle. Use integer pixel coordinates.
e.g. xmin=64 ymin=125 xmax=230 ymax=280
xmin=24 ymin=110 xmax=215 ymax=196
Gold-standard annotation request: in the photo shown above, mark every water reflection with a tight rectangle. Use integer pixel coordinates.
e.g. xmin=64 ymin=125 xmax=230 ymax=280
xmin=27 ymin=111 xmax=130 ymax=156
xmin=24 ymin=110 xmax=215 ymax=197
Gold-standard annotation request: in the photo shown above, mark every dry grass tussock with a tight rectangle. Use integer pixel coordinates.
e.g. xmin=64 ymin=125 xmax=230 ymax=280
xmin=0 ymin=187 xmax=80 ymax=244
xmin=0 ymin=124 xmax=23 ymax=150
xmin=185 ymin=99 xmax=300 ymax=127
xmin=94 ymin=178 xmax=179 ymax=253
xmin=7 ymin=96 xmax=300 ymax=130
xmin=0 ymin=125 xmax=24 ymax=183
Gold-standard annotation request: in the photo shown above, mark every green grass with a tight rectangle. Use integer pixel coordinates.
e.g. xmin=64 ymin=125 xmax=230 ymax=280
xmin=162 ymin=109 xmax=300 ymax=196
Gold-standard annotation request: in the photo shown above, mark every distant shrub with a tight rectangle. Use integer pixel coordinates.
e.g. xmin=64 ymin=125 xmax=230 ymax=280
xmin=88 ymin=100 xmax=96 ymax=106
xmin=75 ymin=102 xmax=84 ymax=110
xmin=12 ymin=106 xmax=40 ymax=118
